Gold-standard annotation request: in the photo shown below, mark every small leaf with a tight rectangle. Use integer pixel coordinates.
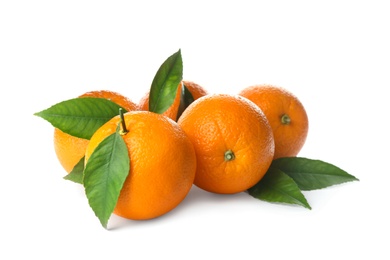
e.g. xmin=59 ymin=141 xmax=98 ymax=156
xmin=63 ymin=157 xmax=85 ymax=184
xmin=176 ymin=82 xmax=195 ymax=120
xmin=248 ymin=167 xmax=311 ymax=209
xmin=149 ymin=49 xmax=183 ymax=114
xmin=83 ymin=126 xmax=130 ymax=228
xmin=271 ymin=157 xmax=359 ymax=191
xmin=34 ymin=97 xmax=126 ymax=139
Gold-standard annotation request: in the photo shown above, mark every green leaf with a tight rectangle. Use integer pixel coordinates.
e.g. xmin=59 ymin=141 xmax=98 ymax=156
xmin=83 ymin=126 xmax=130 ymax=228
xmin=176 ymin=82 xmax=195 ymax=120
xmin=149 ymin=49 xmax=183 ymax=114
xmin=63 ymin=156 xmax=85 ymax=184
xmin=271 ymin=157 xmax=359 ymax=191
xmin=248 ymin=167 xmax=311 ymax=209
xmin=34 ymin=97 xmax=126 ymax=139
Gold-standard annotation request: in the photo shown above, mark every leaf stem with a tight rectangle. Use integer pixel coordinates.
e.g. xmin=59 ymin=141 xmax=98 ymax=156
xmin=119 ymin=108 xmax=128 ymax=135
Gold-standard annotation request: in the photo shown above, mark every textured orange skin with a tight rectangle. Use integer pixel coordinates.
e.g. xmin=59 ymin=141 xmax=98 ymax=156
xmin=85 ymin=111 xmax=197 ymax=220
xmin=54 ymin=129 xmax=89 ymax=173
xmin=177 ymin=94 xmax=274 ymax=194
xmin=53 ymin=90 xmax=138 ymax=173
xmin=139 ymin=80 xmax=208 ymax=121
xmin=182 ymin=80 xmax=209 ymax=100
xmin=239 ymin=84 xmax=309 ymax=159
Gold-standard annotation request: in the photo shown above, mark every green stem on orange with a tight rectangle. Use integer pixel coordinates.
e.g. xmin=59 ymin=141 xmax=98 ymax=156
xmin=224 ymin=150 xmax=235 ymax=161
xmin=281 ymin=114 xmax=291 ymax=125
xmin=119 ymin=108 xmax=128 ymax=135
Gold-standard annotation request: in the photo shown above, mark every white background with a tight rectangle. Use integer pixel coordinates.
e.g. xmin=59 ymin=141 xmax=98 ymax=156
xmin=1 ymin=0 xmax=389 ymax=259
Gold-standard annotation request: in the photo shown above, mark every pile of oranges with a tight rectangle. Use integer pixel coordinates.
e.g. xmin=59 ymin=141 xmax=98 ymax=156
xmin=35 ymin=50 xmax=311 ymax=228
xmin=51 ymin=82 xmax=308 ymax=221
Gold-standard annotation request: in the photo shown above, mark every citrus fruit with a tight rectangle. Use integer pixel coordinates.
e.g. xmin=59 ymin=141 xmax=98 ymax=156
xmin=138 ymin=80 xmax=208 ymax=121
xmin=84 ymin=111 xmax=197 ymax=220
xmin=238 ymin=84 xmax=309 ymax=159
xmin=177 ymin=94 xmax=274 ymax=194
xmin=54 ymin=90 xmax=138 ymax=173
xmin=182 ymin=80 xmax=209 ymax=100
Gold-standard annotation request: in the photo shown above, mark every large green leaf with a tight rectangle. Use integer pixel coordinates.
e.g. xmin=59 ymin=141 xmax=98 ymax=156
xmin=34 ymin=97 xmax=125 ymax=139
xmin=248 ymin=167 xmax=311 ymax=209
xmin=271 ymin=157 xmax=359 ymax=191
xmin=149 ymin=49 xmax=183 ymax=114
xmin=83 ymin=127 xmax=130 ymax=228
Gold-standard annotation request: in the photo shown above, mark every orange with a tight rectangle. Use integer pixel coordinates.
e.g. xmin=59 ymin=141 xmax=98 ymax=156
xmin=138 ymin=80 xmax=208 ymax=121
xmin=54 ymin=129 xmax=90 ymax=173
xmin=177 ymin=94 xmax=274 ymax=194
xmin=238 ymin=84 xmax=309 ymax=159
xmin=182 ymin=80 xmax=209 ymax=100
xmin=54 ymin=90 xmax=138 ymax=173
xmin=84 ymin=111 xmax=197 ymax=220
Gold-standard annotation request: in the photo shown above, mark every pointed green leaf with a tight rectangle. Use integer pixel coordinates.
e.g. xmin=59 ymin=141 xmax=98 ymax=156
xmin=176 ymin=82 xmax=195 ymax=120
xmin=271 ymin=157 xmax=359 ymax=191
xmin=149 ymin=49 xmax=183 ymax=114
xmin=63 ymin=156 xmax=85 ymax=184
xmin=83 ymin=126 xmax=130 ymax=228
xmin=248 ymin=167 xmax=311 ymax=209
xmin=34 ymin=97 xmax=126 ymax=139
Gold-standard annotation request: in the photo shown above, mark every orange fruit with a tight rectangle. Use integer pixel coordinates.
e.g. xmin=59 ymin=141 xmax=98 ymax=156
xmin=54 ymin=129 xmax=89 ymax=173
xmin=238 ymin=84 xmax=309 ymax=159
xmin=182 ymin=80 xmax=209 ymax=100
xmin=54 ymin=90 xmax=138 ymax=173
xmin=138 ymin=80 xmax=208 ymax=121
xmin=177 ymin=94 xmax=274 ymax=194
xmin=85 ymin=111 xmax=197 ymax=220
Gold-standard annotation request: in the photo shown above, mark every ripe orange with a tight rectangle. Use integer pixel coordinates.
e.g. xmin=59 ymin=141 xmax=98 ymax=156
xmin=177 ymin=94 xmax=274 ymax=194
xmin=138 ymin=80 xmax=208 ymax=121
xmin=182 ymin=80 xmax=209 ymax=100
xmin=54 ymin=90 xmax=138 ymax=173
xmin=238 ymin=84 xmax=309 ymax=159
xmin=84 ymin=111 xmax=197 ymax=220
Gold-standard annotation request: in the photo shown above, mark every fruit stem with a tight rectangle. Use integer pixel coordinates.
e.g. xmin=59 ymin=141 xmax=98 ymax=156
xmin=224 ymin=150 xmax=235 ymax=161
xmin=281 ymin=114 xmax=291 ymax=125
xmin=119 ymin=108 xmax=128 ymax=135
